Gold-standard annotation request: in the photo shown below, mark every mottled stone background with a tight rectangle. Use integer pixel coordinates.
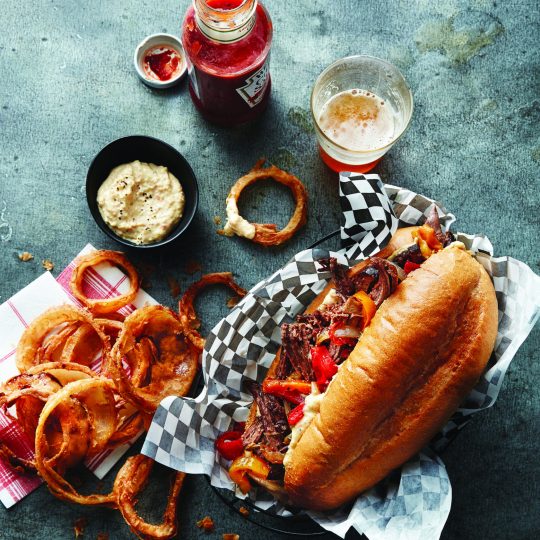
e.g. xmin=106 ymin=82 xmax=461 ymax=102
xmin=0 ymin=0 xmax=538 ymax=538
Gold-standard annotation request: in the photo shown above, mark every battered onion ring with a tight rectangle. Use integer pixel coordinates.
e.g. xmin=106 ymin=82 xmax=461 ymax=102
xmin=107 ymin=410 xmax=145 ymax=448
xmin=0 ymin=363 xmax=94 ymax=459
xmin=1 ymin=372 xmax=62 ymax=408
xmin=60 ymin=324 xmax=102 ymax=365
xmin=70 ymin=250 xmax=140 ymax=315
xmin=178 ymin=272 xmax=247 ymax=351
xmin=221 ymin=160 xmax=308 ymax=246
xmin=38 ymin=323 xmax=79 ymax=364
xmin=96 ymin=318 xmax=124 ymax=335
xmin=1 ymin=362 xmax=95 ymax=413
xmin=15 ymin=395 xmax=47 ymax=441
xmin=26 ymin=361 xmax=96 ymax=382
xmin=34 ymin=379 xmax=118 ymax=506
xmin=16 ymin=306 xmax=110 ymax=372
xmin=44 ymin=397 xmax=91 ymax=473
xmin=1 ymin=364 xmax=98 ymax=473
xmin=107 ymin=306 xmax=198 ymax=413
xmin=114 ymin=454 xmax=185 ymax=540
xmin=0 ymin=440 xmax=36 ymax=473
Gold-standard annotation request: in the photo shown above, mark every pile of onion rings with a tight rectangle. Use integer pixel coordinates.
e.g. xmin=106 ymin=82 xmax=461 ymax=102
xmin=0 ymin=249 xmax=246 ymax=539
xmin=220 ymin=159 xmax=308 ymax=246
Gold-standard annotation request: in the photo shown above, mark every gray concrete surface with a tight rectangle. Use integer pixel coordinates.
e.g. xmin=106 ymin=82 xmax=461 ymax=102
xmin=0 ymin=0 xmax=539 ymax=538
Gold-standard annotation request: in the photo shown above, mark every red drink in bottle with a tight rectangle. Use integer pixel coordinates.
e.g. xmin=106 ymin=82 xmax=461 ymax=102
xmin=182 ymin=0 xmax=273 ymax=126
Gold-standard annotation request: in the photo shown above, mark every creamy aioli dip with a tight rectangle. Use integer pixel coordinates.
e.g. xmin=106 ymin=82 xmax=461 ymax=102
xmin=445 ymin=241 xmax=466 ymax=251
xmin=284 ymin=383 xmax=323 ymax=466
xmin=222 ymin=196 xmax=256 ymax=239
xmin=97 ymin=160 xmax=185 ymax=245
xmin=319 ymin=287 xmax=340 ymax=309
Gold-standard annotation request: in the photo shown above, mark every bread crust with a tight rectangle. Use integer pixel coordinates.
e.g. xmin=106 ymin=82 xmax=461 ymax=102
xmin=283 ymin=246 xmax=498 ymax=509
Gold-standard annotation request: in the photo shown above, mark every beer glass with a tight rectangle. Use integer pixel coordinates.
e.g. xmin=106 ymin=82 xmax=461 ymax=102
xmin=311 ymin=55 xmax=413 ymax=173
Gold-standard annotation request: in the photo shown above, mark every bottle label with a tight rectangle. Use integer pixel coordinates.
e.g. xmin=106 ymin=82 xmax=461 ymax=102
xmin=236 ymin=60 xmax=270 ymax=109
xmin=195 ymin=12 xmax=256 ymax=44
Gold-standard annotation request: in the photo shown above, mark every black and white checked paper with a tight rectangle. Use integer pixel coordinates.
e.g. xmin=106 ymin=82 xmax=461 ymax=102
xmin=143 ymin=173 xmax=540 ymax=540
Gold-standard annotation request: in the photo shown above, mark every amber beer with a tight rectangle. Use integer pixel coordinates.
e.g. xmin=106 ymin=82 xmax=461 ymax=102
xmin=311 ymin=56 xmax=413 ymax=173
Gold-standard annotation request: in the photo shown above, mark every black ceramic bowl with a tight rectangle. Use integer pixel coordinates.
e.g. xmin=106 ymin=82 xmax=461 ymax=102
xmin=86 ymin=135 xmax=198 ymax=249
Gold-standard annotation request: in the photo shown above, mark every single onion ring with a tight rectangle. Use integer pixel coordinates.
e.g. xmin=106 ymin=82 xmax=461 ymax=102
xmin=107 ymin=305 xmax=198 ymax=413
xmin=70 ymin=250 xmax=140 ymax=315
xmin=0 ymin=439 xmax=36 ymax=473
xmin=220 ymin=160 xmax=308 ymax=246
xmin=60 ymin=324 xmax=103 ymax=365
xmin=178 ymin=272 xmax=247 ymax=351
xmin=34 ymin=378 xmax=118 ymax=506
xmin=107 ymin=410 xmax=145 ymax=448
xmin=16 ymin=305 xmax=110 ymax=372
xmin=0 ymin=363 xmax=95 ymax=453
xmin=0 ymin=363 xmax=97 ymax=474
xmin=95 ymin=318 xmax=124 ymax=334
xmin=1 ymin=372 xmax=62 ymax=409
xmin=114 ymin=454 xmax=185 ymax=540
xmin=15 ymin=395 xmax=48 ymax=442
xmin=44 ymin=396 xmax=91 ymax=473
xmin=25 ymin=361 xmax=96 ymax=382
xmin=38 ymin=323 xmax=79 ymax=364
xmin=1 ymin=362 xmax=96 ymax=412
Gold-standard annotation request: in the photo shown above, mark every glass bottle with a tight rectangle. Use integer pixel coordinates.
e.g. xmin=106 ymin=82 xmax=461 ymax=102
xmin=182 ymin=0 xmax=273 ymax=126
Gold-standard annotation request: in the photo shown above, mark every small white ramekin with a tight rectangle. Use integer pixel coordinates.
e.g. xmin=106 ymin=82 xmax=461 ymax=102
xmin=134 ymin=33 xmax=187 ymax=89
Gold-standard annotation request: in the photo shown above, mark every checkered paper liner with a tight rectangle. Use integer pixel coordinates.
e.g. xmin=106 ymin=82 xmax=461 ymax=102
xmin=142 ymin=173 xmax=540 ymax=540
xmin=0 ymin=244 xmax=154 ymax=509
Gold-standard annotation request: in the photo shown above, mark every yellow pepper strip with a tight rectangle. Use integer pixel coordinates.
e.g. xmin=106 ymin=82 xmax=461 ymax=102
xmin=412 ymin=225 xmax=443 ymax=258
xmin=351 ymin=291 xmax=377 ymax=329
xmin=229 ymin=454 xmax=271 ymax=494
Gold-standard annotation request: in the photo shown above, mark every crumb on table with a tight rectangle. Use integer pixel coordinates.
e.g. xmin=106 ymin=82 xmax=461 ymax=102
xmin=239 ymin=506 xmax=249 ymax=517
xmin=18 ymin=251 xmax=33 ymax=262
xmin=73 ymin=517 xmax=87 ymax=538
xmin=196 ymin=516 xmax=215 ymax=533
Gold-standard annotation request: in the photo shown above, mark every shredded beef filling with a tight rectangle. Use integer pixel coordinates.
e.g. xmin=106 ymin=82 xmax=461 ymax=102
xmin=281 ymin=323 xmax=316 ymax=381
xmin=251 ymin=384 xmax=288 ymax=452
xmin=321 ymin=256 xmax=398 ymax=307
xmin=392 ymin=243 xmax=425 ymax=267
xmin=241 ymin=416 xmax=264 ymax=449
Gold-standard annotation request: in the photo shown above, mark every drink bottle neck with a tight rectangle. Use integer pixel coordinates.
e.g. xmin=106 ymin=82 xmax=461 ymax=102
xmin=194 ymin=0 xmax=257 ymax=44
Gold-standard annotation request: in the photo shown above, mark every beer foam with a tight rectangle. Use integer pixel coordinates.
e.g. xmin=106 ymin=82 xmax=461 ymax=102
xmin=318 ymin=89 xmax=397 ymax=151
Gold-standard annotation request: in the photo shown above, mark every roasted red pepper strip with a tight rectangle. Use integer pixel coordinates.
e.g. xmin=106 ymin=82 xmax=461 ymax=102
xmin=287 ymin=403 xmax=305 ymax=426
xmin=262 ymin=379 xmax=311 ymax=405
xmin=311 ymin=345 xmax=338 ymax=388
xmin=404 ymin=260 xmax=421 ymax=274
xmin=215 ymin=430 xmax=244 ymax=461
